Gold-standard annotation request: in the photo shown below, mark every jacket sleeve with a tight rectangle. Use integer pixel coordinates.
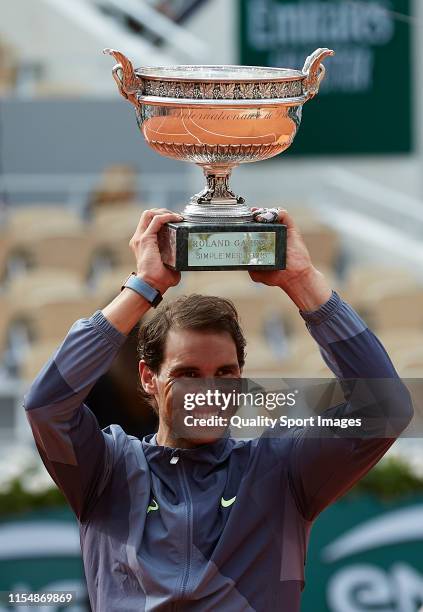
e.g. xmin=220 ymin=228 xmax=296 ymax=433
xmin=23 ymin=310 xmax=127 ymax=522
xmin=288 ymin=291 xmax=414 ymax=522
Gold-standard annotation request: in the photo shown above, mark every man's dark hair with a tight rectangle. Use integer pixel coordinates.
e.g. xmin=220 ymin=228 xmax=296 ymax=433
xmin=137 ymin=294 xmax=246 ymax=373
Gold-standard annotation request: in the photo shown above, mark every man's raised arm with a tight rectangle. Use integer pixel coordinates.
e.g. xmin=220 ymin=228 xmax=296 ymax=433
xmin=289 ymin=289 xmax=413 ymax=521
xmin=250 ymin=209 xmax=414 ymax=522
xmin=23 ymin=209 xmax=182 ymax=522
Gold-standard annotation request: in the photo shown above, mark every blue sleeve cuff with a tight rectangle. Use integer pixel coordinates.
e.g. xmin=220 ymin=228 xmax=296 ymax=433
xmin=89 ymin=310 xmax=128 ymax=349
xmin=299 ymin=290 xmax=342 ymax=326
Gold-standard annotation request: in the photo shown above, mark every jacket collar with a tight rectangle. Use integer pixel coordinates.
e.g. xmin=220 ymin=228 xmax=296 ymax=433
xmin=141 ymin=430 xmax=234 ymax=466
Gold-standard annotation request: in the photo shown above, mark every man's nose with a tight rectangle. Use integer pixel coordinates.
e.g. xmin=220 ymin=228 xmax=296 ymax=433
xmin=203 ymin=377 xmax=238 ymax=392
xmin=199 ymin=377 xmax=216 ymax=392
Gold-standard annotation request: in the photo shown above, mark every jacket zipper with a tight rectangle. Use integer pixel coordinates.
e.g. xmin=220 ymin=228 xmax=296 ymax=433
xmin=172 ymin=453 xmax=193 ymax=608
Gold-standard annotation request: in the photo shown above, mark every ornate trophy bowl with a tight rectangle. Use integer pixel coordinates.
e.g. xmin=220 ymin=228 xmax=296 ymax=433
xmin=104 ymin=48 xmax=334 ymax=270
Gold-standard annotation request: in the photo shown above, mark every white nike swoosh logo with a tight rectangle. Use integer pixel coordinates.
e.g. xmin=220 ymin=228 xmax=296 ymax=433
xmin=221 ymin=496 xmax=236 ymax=508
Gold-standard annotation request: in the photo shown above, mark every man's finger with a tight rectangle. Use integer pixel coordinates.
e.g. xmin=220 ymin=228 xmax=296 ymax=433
xmin=143 ymin=212 xmax=183 ymax=236
xmin=137 ymin=208 xmax=179 ymax=233
xmin=276 ymin=209 xmax=297 ymax=231
xmin=142 ymin=208 xmax=179 ymax=231
xmin=136 ymin=209 xmax=158 ymax=233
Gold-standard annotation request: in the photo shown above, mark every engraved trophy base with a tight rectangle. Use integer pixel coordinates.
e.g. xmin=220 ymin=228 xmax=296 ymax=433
xmin=158 ymin=221 xmax=287 ymax=272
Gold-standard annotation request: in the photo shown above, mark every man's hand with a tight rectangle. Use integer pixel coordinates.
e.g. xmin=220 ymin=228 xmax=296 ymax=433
xmin=249 ymin=209 xmax=332 ymax=312
xmin=129 ymin=208 xmax=183 ymax=294
xmin=102 ymin=208 xmax=183 ymax=335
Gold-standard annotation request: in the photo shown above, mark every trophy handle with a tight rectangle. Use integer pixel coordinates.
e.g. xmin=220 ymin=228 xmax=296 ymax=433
xmin=103 ymin=48 xmax=140 ymax=107
xmin=302 ymin=48 xmax=335 ymax=100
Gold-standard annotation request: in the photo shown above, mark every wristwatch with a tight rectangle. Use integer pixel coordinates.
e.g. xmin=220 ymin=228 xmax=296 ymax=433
xmin=121 ymin=272 xmax=163 ymax=308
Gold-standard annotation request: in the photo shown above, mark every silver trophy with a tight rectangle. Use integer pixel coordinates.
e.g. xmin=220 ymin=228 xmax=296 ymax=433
xmin=104 ymin=48 xmax=334 ymax=271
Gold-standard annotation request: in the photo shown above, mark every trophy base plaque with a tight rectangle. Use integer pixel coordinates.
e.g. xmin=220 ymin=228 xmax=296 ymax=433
xmin=158 ymin=222 xmax=287 ymax=272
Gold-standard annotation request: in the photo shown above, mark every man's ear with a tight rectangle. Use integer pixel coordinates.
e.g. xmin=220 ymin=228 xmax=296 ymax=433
xmin=139 ymin=360 xmax=158 ymax=396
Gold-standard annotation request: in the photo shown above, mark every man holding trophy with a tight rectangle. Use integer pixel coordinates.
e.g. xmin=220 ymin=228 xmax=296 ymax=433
xmin=23 ymin=50 xmax=413 ymax=611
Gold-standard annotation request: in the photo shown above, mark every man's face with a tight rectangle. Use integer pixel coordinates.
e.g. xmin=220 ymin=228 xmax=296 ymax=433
xmin=139 ymin=328 xmax=242 ymax=445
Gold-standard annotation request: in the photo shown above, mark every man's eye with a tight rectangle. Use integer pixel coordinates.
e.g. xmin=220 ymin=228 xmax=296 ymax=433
xmin=182 ymin=371 xmax=197 ymax=378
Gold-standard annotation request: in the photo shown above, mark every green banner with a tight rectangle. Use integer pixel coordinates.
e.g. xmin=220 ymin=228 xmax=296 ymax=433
xmin=302 ymin=495 xmax=423 ymax=611
xmin=0 ymin=509 xmax=86 ymax=611
xmin=239 ymin=0 xmax=413 ymax=155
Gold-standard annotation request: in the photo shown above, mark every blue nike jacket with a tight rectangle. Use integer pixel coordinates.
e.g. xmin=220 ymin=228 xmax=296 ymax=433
xmin=23 ymin=290 xmax=413 ymax=611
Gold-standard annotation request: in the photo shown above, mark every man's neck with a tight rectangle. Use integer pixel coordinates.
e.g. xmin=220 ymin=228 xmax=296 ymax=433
xmin=156 ymin=426 xmax=197 ymax=449
xmin=155 ymin=426 xmax=222 ymax=449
